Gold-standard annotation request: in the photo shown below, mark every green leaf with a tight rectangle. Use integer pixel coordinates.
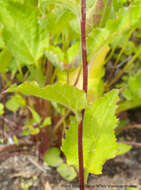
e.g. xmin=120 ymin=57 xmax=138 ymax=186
xmin=40 ymin=117 xmax=51 ymax=128
xmin=13 ymin=135 xmax=19 ymax=145
xmin=119 ymin=71 xmax=141 ymax=112
xmin=0 ymin=49 xmax=12 ymax=74
xmin=40 ymin=0 xmax=80 ymax=40
xmin=6 ymin=98 xmax=19 ymax=112
xmin=67 ymin=42 xmax=80 ymax=64
xmin=0 ymin=0 xmax=49 ymax=64
xmin=28 ymin=107 xmax=41 ymax=124
xmin=40 ymin=0 xmax=79 ymax=18
xmin=122 ymin=88 xmax=133 ymax=101
xmin=45 ymin=45 xmax=64 ymax=70
xmin=132 ymin=0 xmax=141 ymax=6
xmin=128 ymin=72 xmax=141 ymax=98
xmin=61 ymin=90 xmax=119 ymax=179
xmin=87 ymin=28 xmax=110 ymax=61
xmin=0 ymin=26 xmax=5 ymax=49
xmin=23 ymin=119 xmax=40 ymax=135
xmin=0 ymin=103 xmax=4 ymax=115
xmin=112 ymin=0 xmax=124 ymax=11
xmin=6 ymin=94 xmax=26 ymax=112
xmin=106 ymin=6 xmax=141 ymax=34
xmin=126 ymin=188 xmax=139 ymax=190
xmin=57 ymin=163 xmax=77 ymax=181
xmin=7 ymin=81 xmax=87 ymax=113
xmin=43 ymin=147 xmax=63 ymax=167
xmin=117 ymin=98 xmax=141 ymax=113
xmin=28 ymin=64 xmax=46 ymax=86
xmin=88 ymin=46 xmax=110 ymax=101
xmin=100 ymin=0 xmax=115 ymax=27
xmin=116 ymin=143 xmax=132 ymax=156
xmin=106 ymin=8 xmax=130 ymax=33
xmin=12 ymin=0 xmax=38 ymax=6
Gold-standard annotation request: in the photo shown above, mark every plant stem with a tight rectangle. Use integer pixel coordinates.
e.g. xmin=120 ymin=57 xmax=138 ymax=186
xmin=53 ymin=109 xmax=71 ymax=133
xmin=1 ymin=77 xmax=7 ymax=138
xmin=105 ymin=47 xmax=141 ymax=91
xmin=79 ymin=0 xmax=88 ymax=189
xmin=81 ymin=0 xmax=88 ymax=94
xmin=73 ymin=67 xmax=82 ymax=86
xmin=120 ymin=141 xmax=141 ymax=147
xmin=106 ymin=30 xmax=133 ymax=84
xmin=78 ymin=110 xmax=85 ymax=190
xmin=116 ymin=124 xmax=141 ymax=133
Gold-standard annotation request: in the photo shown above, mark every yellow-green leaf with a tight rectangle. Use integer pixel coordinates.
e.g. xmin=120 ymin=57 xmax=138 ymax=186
xmin=7 ymin=81 xmax=87 ymax=113
xmin=61 ymin=90 xmax=119 ymax=181
xmin=0 ymin=0 xmax=49 ymax=64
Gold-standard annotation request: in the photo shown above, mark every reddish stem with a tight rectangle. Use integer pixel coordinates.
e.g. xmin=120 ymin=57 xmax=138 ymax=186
xmin=116 ymin=124 xmax=141 ymax=133
xmin=78 ymin=0 xmax=88 ymax=189
xmin=120 ymin=141 xmax=141 ymax=147
xmin=81 ymin=0 xmax=88 ymax=94
xmin=1 ymin=79 xmax=7 ymax=138
xmin=78 ymin=110 xmax=85 ymax=190
xmin=0 ymin=151 xmax=33 ymax=161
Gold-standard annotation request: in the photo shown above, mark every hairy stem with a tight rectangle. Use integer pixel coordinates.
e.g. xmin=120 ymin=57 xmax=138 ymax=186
xmin=79 ymin=0 xmax=88 ymax=189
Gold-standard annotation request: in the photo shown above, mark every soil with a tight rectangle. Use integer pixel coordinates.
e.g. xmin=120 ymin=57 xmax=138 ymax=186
xmin=0 ymin=109 xmax=141 ymax=190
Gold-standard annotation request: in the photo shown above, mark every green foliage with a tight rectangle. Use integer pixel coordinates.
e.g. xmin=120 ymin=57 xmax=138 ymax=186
xmin=116 ymin=143 xmax=132 ymax=156
xmin=111 ymin=188 xmax=138 ymax=190
xmin=28 ymin=106 xmax=41 ymax=123
xmin=57 ymin=163 xmax=77 ymax=181
xmin=61 ymin=90 xmax=119 ymax=180
xmin=7 ymin=81 xmax=87 ymax=113
xmin=87 ymin=46 xmax=109 ymax=101
xmin=45 ymin=46 xmax=64 ymax=70
xmin=118 ymin=71 xmax=141 ymax=112
xmin=40 ymin=117 xmax=51 ymax=128
xmin=43 ymin=147 xmax=63 ymax=167
xmin=0 ymin=103 xmax=4 ymax=115
xmin=23 ymin=119 xmax=40 ymax=135
xmin=126 ymin=188 xmax=139 ymax=190
xmin=21 ymin=178 xmax=33 ymax=190
xmin=28 ymin=64 xmax=46 ymax=87
xmin=13 ymin=135 xmax=19 ymax=145
xmin=44 ymin=147 xmax=77 ymax=181
xmin=126 ymin=71 xmax=141 ymax=99
xmin=0 ymin=49 xmax=12 ymax=74
xmin=6 ymin=94 xmax=26 ymax=112
xmin=0 ymin=0 xmax=49 ymax=65
xmin=40 ymin=0 xmax=80 ymax=18
xmin=23 ymin=107 xmax=51 ymax=135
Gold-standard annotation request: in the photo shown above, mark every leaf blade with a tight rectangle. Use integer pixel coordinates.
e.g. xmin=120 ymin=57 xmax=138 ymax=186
xmin=7 ymin=81 xmax=87 ymax=113
xmin=0 ymin=0 xmax=49 ymax=64
xmin=61 ymin=90 xmax=119 ymax=178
